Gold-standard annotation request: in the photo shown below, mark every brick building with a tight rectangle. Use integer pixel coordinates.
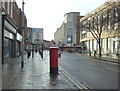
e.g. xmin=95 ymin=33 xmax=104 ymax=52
xmin=1 ymin=0 xmax=27 ymax=63
xmin=0 ymin=2 xmax=2 ymax=90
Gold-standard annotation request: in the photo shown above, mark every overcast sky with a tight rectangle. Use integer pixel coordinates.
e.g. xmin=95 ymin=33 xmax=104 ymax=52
xmin=16 ymin=0 xmax=108 ymax=41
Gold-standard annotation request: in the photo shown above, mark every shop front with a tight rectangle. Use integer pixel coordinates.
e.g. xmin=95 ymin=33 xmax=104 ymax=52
xmin=2 ymin=15 xmax=18 ymax=63
xmin=16 ymin=33 xmax=22 ymax=57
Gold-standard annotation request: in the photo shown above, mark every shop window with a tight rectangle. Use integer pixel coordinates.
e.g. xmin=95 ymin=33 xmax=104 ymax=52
xmin=106 ymin=38 xmax=108 ymax=50
xmin=4 ymin=38 xmax=10 ymax=57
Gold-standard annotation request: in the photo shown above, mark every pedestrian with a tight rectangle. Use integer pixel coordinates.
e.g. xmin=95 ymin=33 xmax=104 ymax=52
xmin=39 ymin=49 xmax=43 ymax=58
xmin=32 ymin=48 xmax=34 ymax=58
xmin=27 ymin=49 xmax=31 ymax=58
xmin=94 ymin=50 xmax=96 ymax=57
xmin=35 ymin=49 xmax=37 ymax=53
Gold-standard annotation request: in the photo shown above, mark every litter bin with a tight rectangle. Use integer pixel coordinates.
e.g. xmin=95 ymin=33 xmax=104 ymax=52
xmin=49 ymin=47 xmax=58 ymax=74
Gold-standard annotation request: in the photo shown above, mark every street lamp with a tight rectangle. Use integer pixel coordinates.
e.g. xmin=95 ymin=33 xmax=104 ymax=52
xmin=0 ymin=2 xmax=2 ymax=63
xmin=0 ymin=2 xmax=2 ymax=90
xmin=21 ymin=0 xmax=25 ymax=68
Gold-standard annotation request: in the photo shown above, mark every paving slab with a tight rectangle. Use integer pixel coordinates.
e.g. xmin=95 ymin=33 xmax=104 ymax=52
xmin=2 ymin=50 xmax=79 ymax=90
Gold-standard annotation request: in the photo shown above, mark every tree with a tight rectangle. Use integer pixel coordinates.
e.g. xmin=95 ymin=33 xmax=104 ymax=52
xmin=81 ymin=1 xmax=119 ymax=58
xmin=87 ymin=13 xmax=104 ymax=58
xmin=84 ymin=2 xmax=120 ymax=58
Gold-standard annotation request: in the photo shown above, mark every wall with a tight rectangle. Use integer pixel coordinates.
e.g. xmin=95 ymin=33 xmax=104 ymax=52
xmin=13 ymin=2 xmax=19 ymax=26
xmin=54 ymin=22 xmax=65 ymax=44
xmin=76 ymin=16 xmax=84 ymax=45
xmin=0 ymin=2 xmax=2 ymax=90
xmin=80 ymin=1 xmax=120 ymax=59
xmin=64 ymin=12 xmax=80 ymax=46
xmin=32 ymin=28 xmax=43 ymax=44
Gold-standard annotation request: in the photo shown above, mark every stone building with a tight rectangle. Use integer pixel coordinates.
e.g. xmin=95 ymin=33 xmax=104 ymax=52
xmin=54 ymin=22 xmax=65 ymax=45
xmin=80 ymin=1 xmax=120 ymax=59
xmin=54 ymin=12 xmax=83 ymax=48
xmin=64 ymin=12 xmax=80 ymax=47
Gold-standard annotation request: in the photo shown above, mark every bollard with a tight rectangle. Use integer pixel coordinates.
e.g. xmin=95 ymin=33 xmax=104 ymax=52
xmin=50 ymin=47 xmax=58 ymax=74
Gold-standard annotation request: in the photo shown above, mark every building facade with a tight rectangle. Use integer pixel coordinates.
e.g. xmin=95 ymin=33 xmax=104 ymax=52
xmin=0 ymin=1 xmax=2 ymax=90
xmin=31 ymin=28 xmax=43 ymax=50
xmin=25 ymin=27 xmax=44 ymax=51
xmin=80 ymin=1 xmax=120 ymax=58
xmin=25 ymin=27 xmax=32 ymax=50
xmin=76 ymin=16 xmax=84 ymax=45
xmin=1 ymin=0 xmax=27 ymax=63
xmin=43 ymin=40 xmax=50 ymax=50
xmin=32 ymin=28 xmax=43 ymax=44
xmin=64 ymin=12 xmax=80 ymax=47
xmin=54 ymin=12 xmax=83 ymax=48
xmin=54 ymin=22 xmax=65 ymax=45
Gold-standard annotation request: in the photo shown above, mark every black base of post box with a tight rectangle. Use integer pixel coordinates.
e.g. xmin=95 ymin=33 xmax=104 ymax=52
xmin=50 ymin=67 xmax=58 ymax=74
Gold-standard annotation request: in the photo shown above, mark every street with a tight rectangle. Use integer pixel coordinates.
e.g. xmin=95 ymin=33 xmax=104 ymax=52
xmin=0 ymin=0 xmax=120 ymax=90
xmin=58 ymin=52 xmax=119 ymax=89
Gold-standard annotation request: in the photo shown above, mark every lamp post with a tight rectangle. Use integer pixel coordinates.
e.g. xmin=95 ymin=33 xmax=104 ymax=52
xmin=0 ymin=2 xmax=2 ymax=90
xmin=21 ymin=0 xmax=25 ymax=68
xmin=0 ymin=2 xmax=2 ymax=63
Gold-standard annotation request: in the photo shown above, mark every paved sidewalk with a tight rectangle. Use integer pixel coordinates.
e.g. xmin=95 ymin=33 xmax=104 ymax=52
xmin=2 ymin=50 xmax=78 ymax=90
xmin=0 ymin=61 xmax=2 ymax=90
xmin=76 ymin=52 xmax=119 ymax=64
xmin=90 ymin=56 xmax=119 ymax=64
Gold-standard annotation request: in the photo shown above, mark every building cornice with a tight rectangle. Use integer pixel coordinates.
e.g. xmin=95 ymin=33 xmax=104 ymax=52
xmin=64 ymin=12 xmax=80 ymax=17
xmin=80 ymin=1 xmax=118 ymax=22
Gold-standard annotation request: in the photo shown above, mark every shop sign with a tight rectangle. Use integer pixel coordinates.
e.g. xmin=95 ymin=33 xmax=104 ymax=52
xmin=5 ymin=20 xmax=16 ymax=34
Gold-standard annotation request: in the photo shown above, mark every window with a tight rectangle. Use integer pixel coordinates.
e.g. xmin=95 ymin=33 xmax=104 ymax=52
xmin=89 ymin=40 xmax=90 ymax=50
xmin=106 ymin=38 xmax=108 ymax=50
xmin=113 ymin=41 xmax=116 ymax=53
xmin=94 ymin=16 xmax=98 ymax=29
xmin=90 ymin=18 xmax=94 ymax=30
xmin=82 ymin=20 xmax=89 ymax=32
xmin=82 ymin=33 xmax=87 ymax=39
xmin=117 ymin=41 xmax=120 ymax=54
xmin=108 ymin=8 xmax=115 ymax=30
xmin=67 ymin=35 xmax=72 ymax=43
xmin=92 ymin=40 xmax=94 ymax=50
xmin=9 ymin=2 xmax=12 ymax=15
xmin=113 ymin=41 xmax=115 ymax=49
xmin=7 ymin=0 xmax=10 ymax=14
xmin=101 ymin=39 xmax=103 ymax=48
xmin=4 ymin=38 xmax=10 ymax=57
xmin=103 ymin=11 xmax=108 ymax=31
xmin=114 ymin=6 xmax=119 ymax=30
xmin=2 ymin=2 xmax=5 ymax=8
xmin=6 ymin=0 xmax=12 ymax=15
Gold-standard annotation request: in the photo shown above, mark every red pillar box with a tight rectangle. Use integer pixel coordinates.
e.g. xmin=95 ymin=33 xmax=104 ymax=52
xmin=50 ymin=47 xmax=58 ymax=74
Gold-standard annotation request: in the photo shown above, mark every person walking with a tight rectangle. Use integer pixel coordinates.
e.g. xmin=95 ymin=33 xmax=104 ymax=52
xmin=32 ymin=48 xmax=34 ymax=58
xmin=39 ymin=48 xmax=43 ymax=58
xmin=27 ymin=49 xmax=31 ymax=58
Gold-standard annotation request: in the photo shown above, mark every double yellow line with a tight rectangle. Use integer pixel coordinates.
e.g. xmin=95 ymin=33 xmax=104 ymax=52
xmin=59 ymin=66 xmax=92 ymax=91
